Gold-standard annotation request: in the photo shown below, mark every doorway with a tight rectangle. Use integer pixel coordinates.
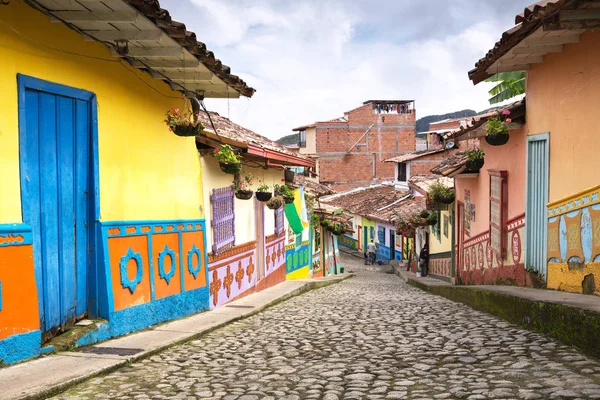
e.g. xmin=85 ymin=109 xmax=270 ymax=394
xmin=389 ymin=229 xmax=395 ymax=261
xmin=18 ymin=75 xmax=95 ymax=338
xmin=255 ymin=198 xmax=266 ymax=281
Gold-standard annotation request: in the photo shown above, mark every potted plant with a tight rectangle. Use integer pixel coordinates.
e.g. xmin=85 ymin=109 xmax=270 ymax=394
xmin=427 ymin=212 xmax=438 ymax=226
xmin=234 ymin=172 xmax=254 ymax=200
xmin=409 ymin=214 xmax=424 ymax=227
xmin=214 ymin=144 xmax=242 ymax=174
xmin=274 ymin=183 xmax=295 ymax=204
xmin=485 ymin=109 xmax=511 ymax=146
xmin=256 ymin=182 xmax=272 ymax=202
xmin=331 ymin=222 xmax=346 ymax=236
xmin=266 ymin=196 xmax=284 ymax=210
xmin=419 ymin=210 xmax=430 ymax=225
xmin=164 ymin=104 xmax=204 ymax=137
xmin=464 ymin=148 xmax=485 ymax=171
xmin=311 ymin=213 xmax=321 ymax=227
xmin=428 ymin=182 xmax=455 ymax=205
xmin=321 ymin=218 xmax=332 ymax=229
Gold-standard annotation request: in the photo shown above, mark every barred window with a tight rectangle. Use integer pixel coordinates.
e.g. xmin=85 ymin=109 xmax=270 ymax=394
xmin=275 ymin=206 xmax=284 ymax=236
xmin=210 ymin=186 xmax=235 ymax=254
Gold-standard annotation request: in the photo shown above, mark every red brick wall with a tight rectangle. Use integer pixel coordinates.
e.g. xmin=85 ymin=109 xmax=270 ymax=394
xmin=315 ymin=102 xmax=416 ymax=190
xmin=429 ymin=120 xmax=463 ymax=131
xmin=410 ymin=152 xmax=447 ymax=176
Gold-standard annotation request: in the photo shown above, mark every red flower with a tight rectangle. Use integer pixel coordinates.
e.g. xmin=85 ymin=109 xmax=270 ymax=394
xmin=505 ymin=118 xmax=512 ymax=123
xmin=214 ymin=148 xmax=219 ymax=154
xmin=502 ymin=110 xmax=511 ymax=115
xmin=281 ymin=178 xmax=285 ymax=182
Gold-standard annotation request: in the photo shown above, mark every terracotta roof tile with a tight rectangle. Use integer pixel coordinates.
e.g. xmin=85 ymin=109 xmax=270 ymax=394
xmin=293 ymin=175 xmax=335 ymax=197
xmin=384 ymin=149 xmax=445 ymax=163
xmin=430 ymin=153 xmax=469 ymax=177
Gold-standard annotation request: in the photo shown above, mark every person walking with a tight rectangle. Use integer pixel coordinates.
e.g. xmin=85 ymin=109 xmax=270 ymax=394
xmin=367 ymin=240 xmax=378 ymax=265
xmin=419 ymin=245 xmax=429 ymax=276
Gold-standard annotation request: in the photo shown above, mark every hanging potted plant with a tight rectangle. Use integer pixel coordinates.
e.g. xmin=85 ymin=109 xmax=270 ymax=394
xmin=164 ymin=101 xmax=204 ymax=137
xmin=419 ymin=210 xmax=430 ymax=225
xmin=428 ymin=182 xmax=455 ymax=205
xmin=321 ymin=218 xmax=333 ymax=229
xmin=331 ymin=222 xmax=346 ymax=236
xmin=214 ymin=144 xmax=242 ymax=174
xmin=409 ymin=214 xmax=424 ymax=228
xmin=427 ymin=212 xmax=438 ymax=226
xmin=464 ymin=148 xmax=485 ymax=171
xmin=274 ymin=183 xmax=295 ymax=204
xmin=311 ymin=213 xmax=321 ymax=227
xmin=256 ymin=182 xmax=272 ymax=202
xmin=485 ymin=110 xmax=511 ymax=146
xmin=234 ymin=172 xmax=254 ymax=200
xmin=266 ymin=196 xmax=284 ymax=210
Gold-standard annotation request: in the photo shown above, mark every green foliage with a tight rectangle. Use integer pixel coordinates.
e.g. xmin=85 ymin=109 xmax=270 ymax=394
xmin=464 ymin=148 xmax=485 ymax=161
xmin=234 ymin=172 xmax=254 ymax=191
xmin=274 ymin=184 xmax=295 ymax=201
xmin=486 ymin=117 xmax=509 ymax=137
xmin=427 ymin=212 xmax=438 ymax=226
xmin=485 ymin=71 xmax=526 ymax=105
xmin=304 ymin=193 xmax=316 ymax=211
xmin=428 ymin=183 xmax=455 ymax=203
xmin=332 ymin=208 xmax=344 ymax=216
xmin=214 ymin=144 xmax=242 ymax=164
xmin=419 ymin=210 xmax=430 ymax=219
xmin=311 ymin=213 xmax=321 ymax=226
xmin=257 ymin=183 xmax=270 ymax=192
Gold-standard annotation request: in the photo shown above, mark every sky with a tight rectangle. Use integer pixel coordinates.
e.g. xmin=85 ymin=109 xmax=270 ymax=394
xmin=160 ymin=0 xmax=533 ymax=140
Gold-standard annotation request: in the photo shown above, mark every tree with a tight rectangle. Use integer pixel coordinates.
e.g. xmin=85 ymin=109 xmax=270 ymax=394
xmin=485 ymin=71 xmax=526 ymax=105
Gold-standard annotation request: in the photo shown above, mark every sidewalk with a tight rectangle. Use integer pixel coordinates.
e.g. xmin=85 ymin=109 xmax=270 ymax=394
xmin=0 ymin=274 xmax=351 ymax=400
xmin=395 ymin=267 xmax=600 ymax=359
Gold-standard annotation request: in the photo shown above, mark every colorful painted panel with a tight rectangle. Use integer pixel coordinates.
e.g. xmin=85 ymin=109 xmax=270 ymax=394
xmin=429 ymin=253 xmax=452 ymax=279
xmin=338 ymin=234 xmax=358 ymax=250
xmin=312 ymin=249 xmax=323 ymax=278
xmin=377 ymin=244 xmax=391 ymax=260
xmin=0 ymin=224 xmax=42 ymax=364
xmin=210 ymin=186 xmax=235 ymax=254
xmin=102 ymin=220 xmax=209 ymax=317
xmin=266 ymin=233 xmax=286 ymax=277
xmin=208 ymin=241 xmax=257 ymax=309
xmin=285 ymin=241 xmax=310 ymax=277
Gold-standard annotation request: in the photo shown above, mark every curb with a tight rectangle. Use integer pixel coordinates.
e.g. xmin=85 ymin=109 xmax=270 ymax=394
xmin=24 ymin=275 xmax=353 ymax=400
xmin=405 ymin=277 xmax=600 ymax=360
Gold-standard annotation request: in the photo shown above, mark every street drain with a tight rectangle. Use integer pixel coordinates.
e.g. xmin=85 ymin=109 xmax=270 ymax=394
xmin=80 ymin=347 xmax=144 ymax=356
xmin=224 ymin=305 xmax=255 ymax=309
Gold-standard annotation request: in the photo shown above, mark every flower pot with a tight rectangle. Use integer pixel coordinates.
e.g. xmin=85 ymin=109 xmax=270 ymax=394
xmin=219 ymin=162 xmax=242 ymax=175
xmin=416 ymin=271 xmax=422 ymax=278
xmin=465 ymin=158 xmax=484 ymax=171
xmin=266 ymin=197 xmax=284 ymax=210
xmin=283 ymin=196 xmax=295 ymax=204
xmin=235 ymin=190 xmax=253 ymax=200
xmin=256 ymin=191 xmax=272 ymax=202
xmin=172 ymin=123 xmax=203 ymax=137
xmin=438 ymin=194 xmax=455 ymax=205
xmin=340 ymin=267 xmax=345 ymax=274
xmin=485 ymin=134 xmax=509 ymax=146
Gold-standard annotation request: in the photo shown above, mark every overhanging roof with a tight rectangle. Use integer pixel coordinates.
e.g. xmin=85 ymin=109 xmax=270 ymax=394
xmin=28 ymin=0 xmax=255 ymax=98
xmin=469 ymin=0 xmax=598 ymax=84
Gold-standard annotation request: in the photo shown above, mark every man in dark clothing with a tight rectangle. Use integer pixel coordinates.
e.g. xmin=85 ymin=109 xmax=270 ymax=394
xmin=419 ymin=245 xmax=429 ymax=276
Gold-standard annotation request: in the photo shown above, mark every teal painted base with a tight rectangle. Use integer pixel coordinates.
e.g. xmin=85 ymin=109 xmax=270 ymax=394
xmin=0 ymin=330 xmax=41 ymax=365
xmin=76 ymin=287 xmax=209 ymax=346
xmin=285 ymin=245 xmax=310 ymax=274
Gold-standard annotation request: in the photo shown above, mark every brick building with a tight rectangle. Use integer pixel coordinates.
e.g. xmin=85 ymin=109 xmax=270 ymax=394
xmin=292 ymin=100 xmax=416 ymax=191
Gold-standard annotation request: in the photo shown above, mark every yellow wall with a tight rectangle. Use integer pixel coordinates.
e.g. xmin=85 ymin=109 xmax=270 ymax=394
xmin=527 ymin=30 xmax=600 ymax=203
xmin=429 ymin=210 xmax=451 ymax=255
xmin=298 ymin=127 xmax=317 ymax=155
xmin=0 ymin=2 xmax=203 ymax=223
xmin=201 ymin=155 xmax=284 ymax=250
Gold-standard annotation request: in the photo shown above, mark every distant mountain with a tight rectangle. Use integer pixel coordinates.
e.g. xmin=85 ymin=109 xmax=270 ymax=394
xmin=275 ymin=133 xmax=298 ymax=146
xmin=416 ymin=109 xmax=477 ymax=133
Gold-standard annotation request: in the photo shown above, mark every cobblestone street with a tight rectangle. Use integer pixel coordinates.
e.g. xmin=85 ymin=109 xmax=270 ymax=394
xmin=54 ymin=254 xmax=600 ymax=400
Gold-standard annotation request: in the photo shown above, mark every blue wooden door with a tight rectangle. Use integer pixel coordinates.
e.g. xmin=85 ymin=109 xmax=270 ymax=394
xmin=526 ymin=133 xmax=550 ymax=276
xmin=19 ymin=77 xmax=92 ymax=335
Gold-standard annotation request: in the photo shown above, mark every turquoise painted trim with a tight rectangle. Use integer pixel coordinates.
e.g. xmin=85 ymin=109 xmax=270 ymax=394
xmin=526 ymin=132 xmax=549 ymax=275
xmin=0 ymin=330 xmax=42 ymax=365
xmin=285 ymin=244 xmax=310 ymax=274
xmin=0 ymin=223 xmax=33 ymax=246
xmin=119 ymin=248 xmax=143 ymax=294
xmin=559 ymin=215 xmax=567 ymax=262
xmin=376 ymin=244 xmax=391 ymax=260
xmin=147 ymin=234 xmax=156 ymax=302
xmin=187 ymin=244 xmax=203 ymax=279
xmin=76 ymin=286 xmax=209 ymax=347
xmin=157 ymin=245 xmax=176 ymax=284
xmin=178 ymin=231 xmax=185 ymax=293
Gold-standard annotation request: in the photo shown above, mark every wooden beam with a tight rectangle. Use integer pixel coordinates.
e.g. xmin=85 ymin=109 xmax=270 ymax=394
xmin=560 ymin=9 xmax=600 ymax=21
xmin=544 ymin=19 xmax=600 ymax=31
xmin=521 ymin=34 xmax=580 ymax=46
xmin=124 ymin=47 xmax=184 ymax=58
xmin=52 ymin=11 xmax=137 ymax=22
xmin=511 ymin=44 xmax=563 ymax=55
xmin=147 ymin=70 xmax=214 ymax=82
xmin=87 ymin=30 xmax=163 ymax=42
xmin=501 ymin=55 xmax=544 ymax=64
xmin=129 ymin=58 xmax=199 ymax=69
xmin=486 ymin=64 xmax=531 ymax=74
xmin=201 ymin=91 xmax=241 ymax=99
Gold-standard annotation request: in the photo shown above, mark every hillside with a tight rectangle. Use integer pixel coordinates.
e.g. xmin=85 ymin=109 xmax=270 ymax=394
xmin=416 ymin=109 xmax=477 ymax=133
xmin=276 ymin=133 xmax=298 ymax=146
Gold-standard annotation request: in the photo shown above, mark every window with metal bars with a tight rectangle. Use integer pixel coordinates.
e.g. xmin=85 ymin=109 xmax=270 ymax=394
xmin=275 ymin=206 xmax=284 ymax=236
xmin=210 ymin=186 xmax=235 ymax=254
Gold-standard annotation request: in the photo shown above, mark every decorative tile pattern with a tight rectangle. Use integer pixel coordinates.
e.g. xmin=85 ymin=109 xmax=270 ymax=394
xmin=157 ymin=245 xmax=176 ymax=285
xmin=120 ymin=248 xmax=144 ymax=294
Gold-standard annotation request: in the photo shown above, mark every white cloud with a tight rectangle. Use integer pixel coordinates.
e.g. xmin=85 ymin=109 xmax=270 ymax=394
xmin=161 ymin=0 xmax=531 ymax=139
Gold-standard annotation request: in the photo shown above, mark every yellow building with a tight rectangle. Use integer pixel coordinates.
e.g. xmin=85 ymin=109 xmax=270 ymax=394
xmin=0 ymin=0 xmax=255 ymax=364
xmin=468 ymin=2 xmax=600 ymax=295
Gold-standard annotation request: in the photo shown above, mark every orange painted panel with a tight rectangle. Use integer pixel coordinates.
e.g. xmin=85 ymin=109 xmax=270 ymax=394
xmin=0 ymin=245 xmax=40 ymax=340
xmin=109 ymin=236 xmax=151 ymax=312
xmin=151 ymin=233 xmax=181 ymax=300
xmin=182 ymin=230 xmax=207 ymax=291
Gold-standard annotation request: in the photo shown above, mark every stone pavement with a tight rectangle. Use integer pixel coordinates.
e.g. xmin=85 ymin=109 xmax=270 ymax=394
xmin=50 ymin=253 xmax=600 ymax=399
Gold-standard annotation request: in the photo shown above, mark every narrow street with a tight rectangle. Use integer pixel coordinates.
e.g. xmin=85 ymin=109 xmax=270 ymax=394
xmin=54 ymin=254 xmax=600 ymax=400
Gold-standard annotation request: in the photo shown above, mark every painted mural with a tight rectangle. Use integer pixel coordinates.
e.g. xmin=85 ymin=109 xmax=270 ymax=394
xmin=546 ymin=185 xmax=600 ymax=295
xmin=458 ymin=214 xmax=525 ymax=286
xmin=339 ymin=234 xmax=358 ymax=250
xmin=285 ymin=241 xmax=311 ymax=280
xmin=429 ymin=253 xmax=452 ymax=281
xmin=258 ymin=233 xmax=287 ymax=290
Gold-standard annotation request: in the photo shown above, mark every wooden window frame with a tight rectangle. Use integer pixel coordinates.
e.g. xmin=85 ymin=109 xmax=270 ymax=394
xmin=489 ymin=170 xmax=508 ymax=259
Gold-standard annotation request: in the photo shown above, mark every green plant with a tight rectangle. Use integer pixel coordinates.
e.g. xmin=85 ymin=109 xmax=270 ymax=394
xmin=164 ymin=105 xmax=204 ymax=136
xmin=305 ymin=193 xmax=316 ymax=211
xmin=274 ymin=183 xmax=295 ymax=202
xmin=234 ymin=172 xmax=254 ymax=191
xmin=408 ymin=214 xmax=422 ymax=226
xmin=311 ymin=213 xmax=321 ymax=226
xmin=427 ymin=212 xmax=438 ymax=226
xmin=464 ymin=148 xmax=484 ymax=161
xmin=486 ymin=117 xmax=509 ymax=137
xmin=256 ymin=181 xmax=270 ymax=193
xmin=485 ymin=71 xmax=525 ymax=105
xmin=419 ymin=210 xmax=430 ymax=219
xmin=428 ymin=182 xmax=455 ymax=204
xmin=214 ymin=144 xmax=242 ymax=164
